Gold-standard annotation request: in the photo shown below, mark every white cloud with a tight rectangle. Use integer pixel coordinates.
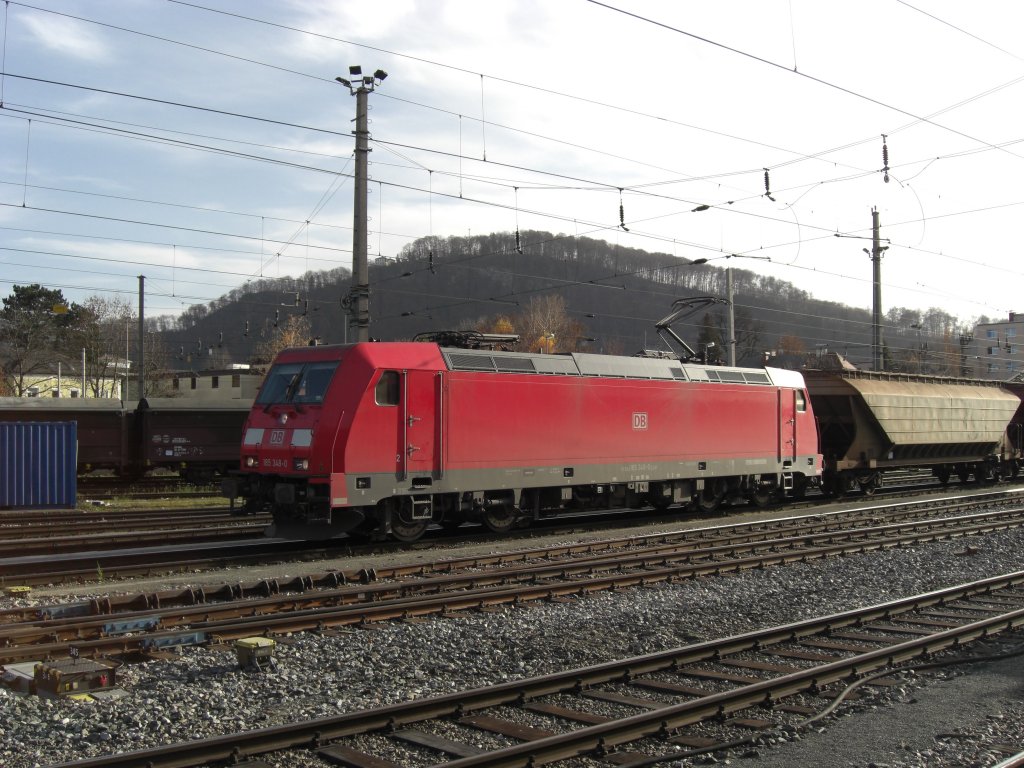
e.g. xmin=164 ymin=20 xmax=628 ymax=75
xmin=20 ymin=14 xmax=110 ymax=62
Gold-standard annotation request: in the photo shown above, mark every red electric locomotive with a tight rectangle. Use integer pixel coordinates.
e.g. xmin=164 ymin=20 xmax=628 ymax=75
xmin=224 ymin=340 xmax=822 ymax=541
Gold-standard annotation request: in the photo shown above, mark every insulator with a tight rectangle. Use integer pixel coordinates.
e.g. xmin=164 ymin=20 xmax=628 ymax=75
xmin=882 ymin=134 xmax=890 ymax=183
xmin=515 ymin=230 xmax=523 ymax=254
xmin=763 ymin=168 xmax=776 ymax=202
xmin=429 ymin=250 xmax=436 ymax=274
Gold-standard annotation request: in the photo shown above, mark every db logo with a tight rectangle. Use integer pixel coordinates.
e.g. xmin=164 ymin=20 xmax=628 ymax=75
xmin=632 ymin=412 xmax=648 ymax=430
xmin=269 ymin=430 xmax=286 ymax=445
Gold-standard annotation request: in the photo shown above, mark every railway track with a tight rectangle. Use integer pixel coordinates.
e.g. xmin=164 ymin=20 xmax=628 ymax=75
xmin=0 ymin=506 xmax=236 ymax=526
xmin=0 ymin=501 xmax=271 ymax=559
xmin=0 ymin=519 xmax=269 ymax=557
xmin=3 ymin=493 xmax=1023 ymax=665
xmin=47 ymin=571 xmax=1024 ymax=768
xmin=2 ymin=486 xmax=1019 ymax=586
xmin=0 ymin=510 xmax=266 ymax=537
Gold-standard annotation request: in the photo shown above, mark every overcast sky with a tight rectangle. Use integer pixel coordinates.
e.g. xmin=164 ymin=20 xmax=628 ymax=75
xmin=1 ymin=0 xmax=1021 ymax=336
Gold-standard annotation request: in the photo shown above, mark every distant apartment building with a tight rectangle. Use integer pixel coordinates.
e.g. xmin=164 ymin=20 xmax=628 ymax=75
xmin=969 ymin=312 xmax=1024 ymax=380
xmin=16 ymin=364 xmax=123 ymax=399
xmin=165 ymin=365 xmax=263 ymax=400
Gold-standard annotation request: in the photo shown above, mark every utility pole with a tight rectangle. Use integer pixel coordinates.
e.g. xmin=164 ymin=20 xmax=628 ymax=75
xmin=138 ymin=275 xmax=145 ymax=400
xmin=336 ymin=66 xmax=388 ymax=343
xmin=863 ymin=208 xmax=888 ymax=371
xmin=726 ymin=267 xmax=736 ymax=366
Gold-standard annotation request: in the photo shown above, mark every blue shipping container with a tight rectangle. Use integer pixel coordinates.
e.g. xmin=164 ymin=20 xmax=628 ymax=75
xmin=0 ymin=422 xmax=77 ymax=508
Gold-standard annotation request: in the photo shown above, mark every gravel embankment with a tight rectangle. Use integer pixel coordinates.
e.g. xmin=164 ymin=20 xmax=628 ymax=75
xmin=2 ymin=522 xmax=1024 ymax=768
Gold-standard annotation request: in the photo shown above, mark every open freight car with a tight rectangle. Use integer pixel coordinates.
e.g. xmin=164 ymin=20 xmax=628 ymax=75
xmin=0 ymin=397 xmax=129 ymax=474
xmin=137 ymin=398 xmax=253 ymax=482
xmin=803 ymin=369 xmax=1021 ymax=494
xmin=224 ymin=342 xmax=822 ymax=541
xmin=0 ymin=397 xmax=251 ymax=481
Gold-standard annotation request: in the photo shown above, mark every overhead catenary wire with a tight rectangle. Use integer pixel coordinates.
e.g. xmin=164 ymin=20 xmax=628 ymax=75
xmin=1 ymin=1 xmax=1020 ymax=330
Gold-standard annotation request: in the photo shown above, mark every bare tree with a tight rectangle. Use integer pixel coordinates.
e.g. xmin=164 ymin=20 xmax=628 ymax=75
xmin=76 ymin=296 xmax=134 ymax=398
xmin=143 ymin=331 xmax=176 ymax=397
xmin=253 ymin=315 xmax=313 ymax=365
xmin=515 ymin=295 xmax=575 ymax=353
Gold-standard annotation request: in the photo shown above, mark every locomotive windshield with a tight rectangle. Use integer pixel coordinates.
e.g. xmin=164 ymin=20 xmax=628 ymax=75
xmin=256 ymin=361 xmax=339 ymax=405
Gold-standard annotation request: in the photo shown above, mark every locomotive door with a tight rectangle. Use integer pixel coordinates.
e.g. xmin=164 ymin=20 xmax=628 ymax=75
xmin=402 ymin=370 xmax=441 ymax=480
xmin=779 ymin=388 xmax=798 ymax=462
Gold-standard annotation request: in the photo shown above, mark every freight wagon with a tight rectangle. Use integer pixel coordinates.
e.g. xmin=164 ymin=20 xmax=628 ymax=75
xmin=803 ymin=369 xmax=1022 ymax=494
xmin=0 ymin=397 xmax=251 ymax=482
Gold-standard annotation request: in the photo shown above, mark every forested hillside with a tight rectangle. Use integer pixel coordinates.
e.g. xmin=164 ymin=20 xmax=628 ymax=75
xmin=154 ymin=230 xmax=968 ymax=373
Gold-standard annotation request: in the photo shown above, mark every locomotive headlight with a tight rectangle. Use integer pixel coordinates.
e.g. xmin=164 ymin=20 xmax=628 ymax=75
xmin=293 ymin=457 xmax=309 ymax=471
xmin=245 ymin=456 xmax=258 ymax=468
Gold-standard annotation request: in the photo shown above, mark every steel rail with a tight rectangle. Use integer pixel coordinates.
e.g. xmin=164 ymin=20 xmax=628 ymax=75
xmin=48 ymin=572 xmax=1024 ymax=768
xmin=0 ymin=506 xmax=234 ymax=524
xmin=4 ymin=505 xmax=1024 ymax=664
xmin=0 ymin=523 xmax=268 ymax=557
xmin=0 ymin=486 xmax=1012 ymax=587
xmin=5 ymin=504 xmax=1024 ymax=637
xmin=0 ymin=513 xmax=267 ymax=539
xmin=0 ymin=539 xmax=326 ymax=585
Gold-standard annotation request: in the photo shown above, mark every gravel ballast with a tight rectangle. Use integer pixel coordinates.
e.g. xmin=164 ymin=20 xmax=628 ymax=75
xmin=2 ymin=522 xmax=1024 ymax=768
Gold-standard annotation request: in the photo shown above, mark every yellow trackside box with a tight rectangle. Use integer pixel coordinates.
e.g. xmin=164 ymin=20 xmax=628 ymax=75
xmin=235 ymin=637 xmax=276 ymax=669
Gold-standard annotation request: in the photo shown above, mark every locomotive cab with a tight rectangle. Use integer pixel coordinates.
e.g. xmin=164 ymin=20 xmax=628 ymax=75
xmin=224 ymin=342 xmax=449 ymax=540
xmin=225 ymin=347 xmax=350 ymax=535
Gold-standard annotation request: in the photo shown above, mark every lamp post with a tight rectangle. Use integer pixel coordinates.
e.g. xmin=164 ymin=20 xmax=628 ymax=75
xmin=336 ymin=66 xmax=388 ymax=343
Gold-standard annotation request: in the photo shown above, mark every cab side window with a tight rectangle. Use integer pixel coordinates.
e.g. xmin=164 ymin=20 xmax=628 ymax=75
xmin=796 ymin=390 xmax=807 ymax=413
xmin=375 ymin=371 xmax=400 ymax=406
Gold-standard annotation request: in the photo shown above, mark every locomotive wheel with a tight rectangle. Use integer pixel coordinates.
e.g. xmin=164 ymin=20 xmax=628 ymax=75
xmin=650 ymin=495 xmax=673 ymax=511
xmin=389 ymin=501 xmax=430 ymax=542
xmin=749 ymin=486 xmax=774 ymax=508
xmin=390 ymin=516 xmax=429 ymax=542
xmin=481 ymin=505 xmax=517 ymax=534
xmin=696 ymin=482 xmax=726 ymax=513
